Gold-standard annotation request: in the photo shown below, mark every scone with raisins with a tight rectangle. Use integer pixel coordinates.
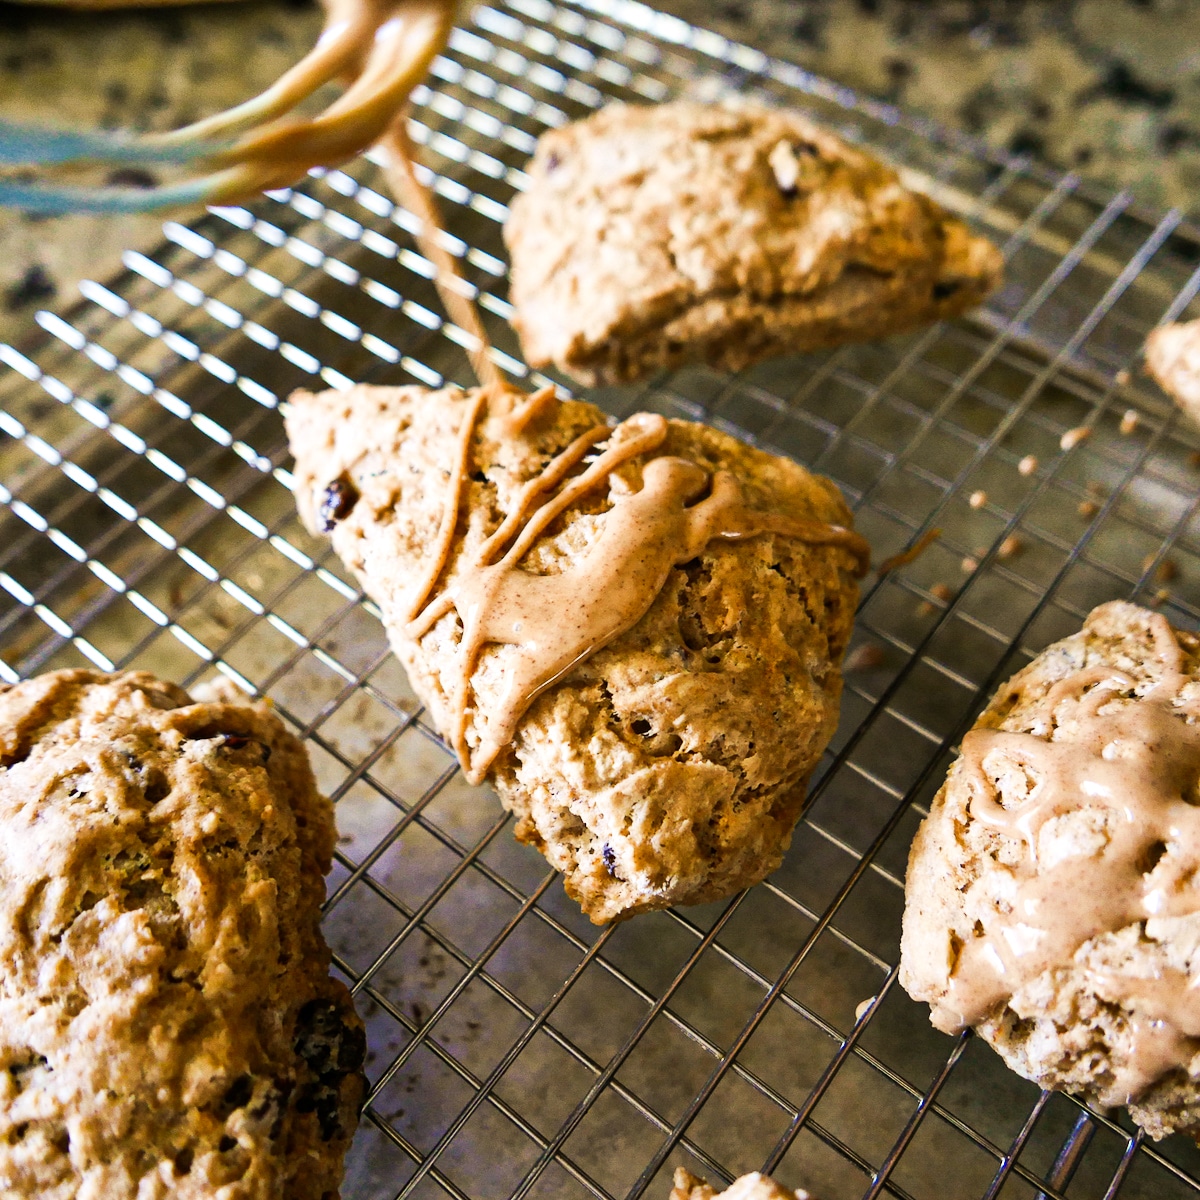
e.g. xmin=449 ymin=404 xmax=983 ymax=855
xmin=0 ymin=669 xmax=363 ymax=1199
xmin=504 ymin=100 xmax=1002 ymax=386
xmin=286 ymin=382 xmax=863 ymax=923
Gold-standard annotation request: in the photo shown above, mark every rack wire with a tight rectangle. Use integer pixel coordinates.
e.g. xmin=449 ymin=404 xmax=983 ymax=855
xmin=3 ymin=1 xmax=1200 ymax=1196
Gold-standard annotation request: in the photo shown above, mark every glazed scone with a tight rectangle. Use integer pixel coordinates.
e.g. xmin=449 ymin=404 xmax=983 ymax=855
xmin=503 ymin=100 xmax=1003 ymax=387
xmin=671 ymin=1168 xmax=817 ymax=1200
xmin=1146 ymin=318 xmax=1200 ymax=420
xmin=0 ymin=669 xmax=364 ymax=1199
xmin=286 ymin=383 xmax=863 ymax=923
xmin=900 ymin=601 xmax=1200 ymax=1139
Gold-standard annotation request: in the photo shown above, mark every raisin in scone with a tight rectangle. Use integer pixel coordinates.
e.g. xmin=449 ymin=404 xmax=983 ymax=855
xmin=0 ymin=669 xmax=364 ymax=1199
xmin=900 ymin=601 xmax=1200 ymax=1139
xmin=1146 ymin=318 xmax=1200 ymax=421
xmin=286 ymin=382 xmax=864 ymax=924
xmin=671 ymin=1169 xmax=817 ymax=1200
xmin=503 ymin=100 xmax=1003 ymax=387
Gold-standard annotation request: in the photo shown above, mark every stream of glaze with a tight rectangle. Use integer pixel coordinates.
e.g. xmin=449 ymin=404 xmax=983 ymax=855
xmin=936 ymin=613 xmax=1200 ymax=1104
xmin=402 ymin=389 xmax=869 ymax=785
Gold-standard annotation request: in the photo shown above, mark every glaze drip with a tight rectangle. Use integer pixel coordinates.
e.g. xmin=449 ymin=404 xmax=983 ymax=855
xmin=399 ymin=390 xmax=868 ymax=785
xmin=938 ymin=614 xmax=1200 ymax=1104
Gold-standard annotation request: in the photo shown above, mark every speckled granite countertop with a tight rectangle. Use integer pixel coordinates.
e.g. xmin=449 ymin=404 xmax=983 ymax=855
xmin=0 ymin=0 xmax=1197 ymax=345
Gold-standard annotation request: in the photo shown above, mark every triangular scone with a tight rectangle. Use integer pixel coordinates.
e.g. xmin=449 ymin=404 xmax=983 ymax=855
xmin=503 ymin=100 xmax=1003 ymax=387
xmin=285 ymin=383 xmax=863 ymax=923
xmin=671 ymin=1169 xmax=817 ymax=1200
xmin=1146 ymin=318 xmax=1200 ymax=420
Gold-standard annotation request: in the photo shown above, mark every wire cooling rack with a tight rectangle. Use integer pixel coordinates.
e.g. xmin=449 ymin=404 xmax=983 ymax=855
xmin=4 ymin=1 xmax=1200 ymax=1197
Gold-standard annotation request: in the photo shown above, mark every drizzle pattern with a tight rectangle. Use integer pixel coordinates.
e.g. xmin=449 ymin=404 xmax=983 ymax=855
xmin=938 ymin=613 xmax=1200 ymax=1104
xmin=402 ymin=387 xmax=869 ymax=784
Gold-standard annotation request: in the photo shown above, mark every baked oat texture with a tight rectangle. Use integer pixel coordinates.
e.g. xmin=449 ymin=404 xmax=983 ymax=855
xmin=1146 ymin=318 xmax=1200 ymax=421
xmin=670 ymin=1168 xmax=816 ymax=1200
xmin=0 ymin=669 xmax=364 ymax=1199
xmin=899 ymin=601 xmax=1200 ymax=1140
xmin=503 ymin=99 xmax=1003 ymax=387
xmin=286 ymin=383 xmax=860 ymax=924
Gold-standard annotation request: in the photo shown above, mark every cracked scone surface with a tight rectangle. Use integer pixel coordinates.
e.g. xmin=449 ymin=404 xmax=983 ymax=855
xmin=1146 ymin=318 xmax=1200 ymax=420
xmin=0 ymin=669 xmax=364 ymax=1199
xmin=503 ymin=99 xmax=1002 ymax=387
xmin=670 ymin=1169 xmax=817 ymax=1200
xmin=286 ymin=384 xmax=859 ymax=924
xmin=899 ymin=602 xmax=1200 ymax=1140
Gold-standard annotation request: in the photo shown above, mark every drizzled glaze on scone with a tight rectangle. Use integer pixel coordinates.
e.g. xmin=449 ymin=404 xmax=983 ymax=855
xmin=402 ymin=385 xmax=868 ymax=783
xmin=900 ymin=601 xmax=1200 ymax=1136
xmin=939 ymin=612 xmax=1200 ymax=1102
xmin=286 ymin=382 xmax=863 ymax=922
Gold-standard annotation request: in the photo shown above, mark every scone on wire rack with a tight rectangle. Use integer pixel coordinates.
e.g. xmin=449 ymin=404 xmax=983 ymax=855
xmin=1146 ymin=318 xmax=1200 ymax=421
xmin=900 ymin=601 xmax=1200 ymax=1140
xmin=0 ymin=669 xmax=364 ymax=1199
xmin=286 ymin=382 xmax=865 ymax=924
xmin=503 ymin=100 xmax=1003 ymax=388
xmin=671 ymin=1168 xmax=819 ymax=1200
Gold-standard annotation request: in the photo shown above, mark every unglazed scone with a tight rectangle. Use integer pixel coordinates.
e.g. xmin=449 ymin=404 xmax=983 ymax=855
xmin=670 ymin=1168 xmax=817 ymax=1200
xmin=0 ymin=669 xmax=364 ymax=1199
xmin=286 ymin=382 xmax=863 ymax=923
xmin=1146 ymin=318 xmax=1200 ymax=421
xmin=900 ymin=601 xmax=1200 ymax=1139
xmin=503 ymin=99 xmax=1002 ymax=387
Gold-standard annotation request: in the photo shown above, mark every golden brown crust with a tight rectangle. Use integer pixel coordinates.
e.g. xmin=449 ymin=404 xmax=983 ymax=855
xmin=285 ymin=384 xmax=860 ymax=923
xmin=504 ymin=100 xmax=1002 ymax=387
xmin=0 ymin=670 xmax=363 ymax=1199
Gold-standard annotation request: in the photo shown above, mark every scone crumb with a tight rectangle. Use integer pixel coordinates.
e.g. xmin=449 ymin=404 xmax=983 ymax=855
xmin=919 ymin=583 xmax=955 ymax=616
xmin=1120 ymin=408 xmax=1139 ymax=434
xmin=1078 ymin=499 xmax=1099 ymax=518
xmin=845 ymin=643 xmax=885 ymax=671
xmin=1151 ymin=587 xmax=1172 ymax=607
xmin=1060 ymin=425 xmax=1091 ymax=450
xmin=855 ymin=996 xmax=877 ymax=1022
xmin=997 ymin=534 xmax=1023 ymax=560
xmin=1143 ymin=554 xmax=1179 ymax=583
xmin=1018 ymin=454 xmax=1038 ymax=476
xmin=968 ymin=489 xmax=987 ymax=509
xmin=961 ymin=556 xmax=979 ymax=574
xmin=1116 ymin=368 xmax=1132 ymax=387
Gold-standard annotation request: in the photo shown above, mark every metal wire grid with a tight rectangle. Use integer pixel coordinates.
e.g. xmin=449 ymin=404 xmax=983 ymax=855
xmin=3 ymin=1 xmax=1200 ymax=1197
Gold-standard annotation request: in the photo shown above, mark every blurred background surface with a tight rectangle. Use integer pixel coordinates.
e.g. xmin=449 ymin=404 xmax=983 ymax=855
xmin=1 ymin=0 xmax=1196 ymax=342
